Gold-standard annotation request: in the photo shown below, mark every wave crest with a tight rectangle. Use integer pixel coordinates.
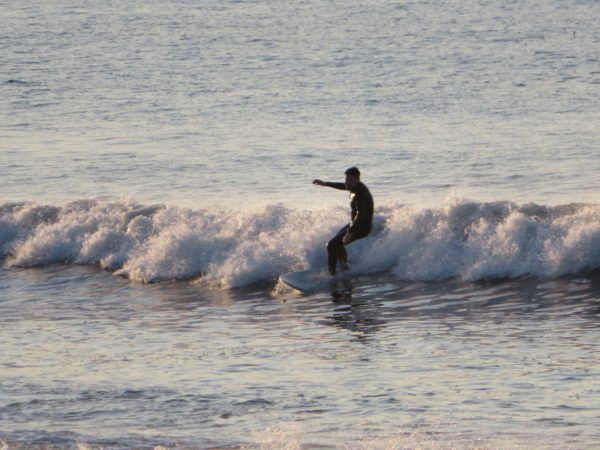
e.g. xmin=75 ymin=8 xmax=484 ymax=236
xmin=2 ymin=198 xmax=600 ymax=287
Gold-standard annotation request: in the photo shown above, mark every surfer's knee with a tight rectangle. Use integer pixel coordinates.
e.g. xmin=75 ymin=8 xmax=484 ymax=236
xmin=326 ymin=237 xmax=338 ymax=251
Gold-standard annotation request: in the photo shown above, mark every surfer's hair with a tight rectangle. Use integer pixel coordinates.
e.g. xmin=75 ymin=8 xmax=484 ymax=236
xmin=345 ymin=167 xmax=360 ymax=179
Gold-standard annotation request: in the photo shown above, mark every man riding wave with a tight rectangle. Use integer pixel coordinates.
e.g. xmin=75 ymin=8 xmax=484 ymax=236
xmin=313 ymin=167 xmax=374 ymax=275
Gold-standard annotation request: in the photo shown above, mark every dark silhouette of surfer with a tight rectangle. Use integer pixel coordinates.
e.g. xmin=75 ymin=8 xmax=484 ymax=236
xmin=313 ymin=167 xmax=374 ymax=275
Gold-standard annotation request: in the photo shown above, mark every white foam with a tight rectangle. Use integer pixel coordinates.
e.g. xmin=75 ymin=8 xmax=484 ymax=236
xmin=2 ymin=198 xmax=600 ymax=287
xmin=356 ymin=199 xmax=600 ymax=282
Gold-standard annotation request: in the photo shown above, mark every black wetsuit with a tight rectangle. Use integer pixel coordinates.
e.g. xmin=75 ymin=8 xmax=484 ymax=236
xmin=323 ymin=181 xmax=374 ymax=275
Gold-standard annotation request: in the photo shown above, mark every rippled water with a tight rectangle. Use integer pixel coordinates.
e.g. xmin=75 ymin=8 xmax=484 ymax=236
xmin=2 ymin=0 xmax=599 ymax=208
xmin=2 ymin=266 xmax=600 ymax=448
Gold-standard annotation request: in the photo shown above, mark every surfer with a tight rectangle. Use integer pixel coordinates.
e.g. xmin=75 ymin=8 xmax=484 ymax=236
xmin=313 ymin=167 xmax=374 ymax=275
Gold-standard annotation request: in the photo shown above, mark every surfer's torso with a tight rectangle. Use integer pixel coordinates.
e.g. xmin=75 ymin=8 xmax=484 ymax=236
xmin=324 ymin=181 xmax=374 ymax=237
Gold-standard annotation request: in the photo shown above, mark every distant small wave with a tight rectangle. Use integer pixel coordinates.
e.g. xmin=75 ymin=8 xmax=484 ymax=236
xmin=2 ymin=198 xmax=600 ymax=287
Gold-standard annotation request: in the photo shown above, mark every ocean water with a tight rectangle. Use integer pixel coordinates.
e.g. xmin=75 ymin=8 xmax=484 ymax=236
xmin=1 ymin=0 xmax=600 ymax=448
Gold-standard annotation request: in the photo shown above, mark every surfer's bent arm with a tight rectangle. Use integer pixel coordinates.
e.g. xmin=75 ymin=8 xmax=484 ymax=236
xmin=348 ymin=212 xmax=365 ymax=236
xmin=348 ymin=191 xmax=374 ymax=236
xmin=312 ymin=180 xmax=347 ymax=190
xmin=345 ymin=204 xmax=370 ymax=244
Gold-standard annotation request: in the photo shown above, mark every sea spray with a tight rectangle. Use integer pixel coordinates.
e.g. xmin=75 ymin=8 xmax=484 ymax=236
xmin=355 ymin=199 xmax=600 ymax=281
xmin=2 ymin=198 xmax=600 ymax=287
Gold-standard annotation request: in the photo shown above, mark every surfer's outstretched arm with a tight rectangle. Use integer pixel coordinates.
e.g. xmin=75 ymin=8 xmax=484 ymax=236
xmin=312 ymin=179 xmax=347 ymax=190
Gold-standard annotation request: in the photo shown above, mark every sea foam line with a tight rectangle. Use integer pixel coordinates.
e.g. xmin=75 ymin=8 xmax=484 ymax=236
xmin=1 ymin=198 xmax=600 ymax=287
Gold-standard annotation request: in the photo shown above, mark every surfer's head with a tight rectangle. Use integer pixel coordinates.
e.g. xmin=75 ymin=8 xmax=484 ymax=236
xmin=344 ymin=166 xmax=360 ymax=190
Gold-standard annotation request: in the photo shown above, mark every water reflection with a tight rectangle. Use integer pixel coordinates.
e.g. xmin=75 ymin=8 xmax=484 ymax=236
xmin=324 ymin=279 xmax=388 ymax=340
xmin=320 ymin=271 xmax=600 ymax=340
xmin=8 ymin=265 xmax=600 ymax=328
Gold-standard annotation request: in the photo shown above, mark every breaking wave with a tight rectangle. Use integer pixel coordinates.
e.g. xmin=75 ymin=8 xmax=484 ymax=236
xmin=2 ymin=198 xmax=600 ymax=287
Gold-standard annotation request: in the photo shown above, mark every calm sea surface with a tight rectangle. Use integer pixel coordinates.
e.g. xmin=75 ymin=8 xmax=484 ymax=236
xmin=1 ymin=0 xmax=600 ymax=448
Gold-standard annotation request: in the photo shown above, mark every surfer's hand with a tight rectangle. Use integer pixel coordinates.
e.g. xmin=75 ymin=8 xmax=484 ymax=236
xmin=313 ymin=179 xmax=325 ymax=186
xmin=343 ymin=232 xmax=352 ymax=245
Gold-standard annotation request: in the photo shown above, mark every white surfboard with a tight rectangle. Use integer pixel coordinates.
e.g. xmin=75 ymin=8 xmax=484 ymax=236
xmin=279 ymin=269 xmax=331 ymax=293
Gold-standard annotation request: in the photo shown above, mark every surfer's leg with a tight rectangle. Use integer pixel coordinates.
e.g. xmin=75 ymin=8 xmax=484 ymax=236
xmin=327 ymin=225 xmax=349 ymax=275
xmin=338 ymin=243 xmax=348 ymax=271
xmin=327 ymin=234 xmax=343 ymax=275
xmin=327 ymin=245 xmax=337 ymax=275
xmin=340 ymin=231 xmax=368 ymax=272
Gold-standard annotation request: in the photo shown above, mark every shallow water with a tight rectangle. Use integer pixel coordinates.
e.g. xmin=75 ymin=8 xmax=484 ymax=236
xmin=2 ymin=266 xmax=600 ymax=448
